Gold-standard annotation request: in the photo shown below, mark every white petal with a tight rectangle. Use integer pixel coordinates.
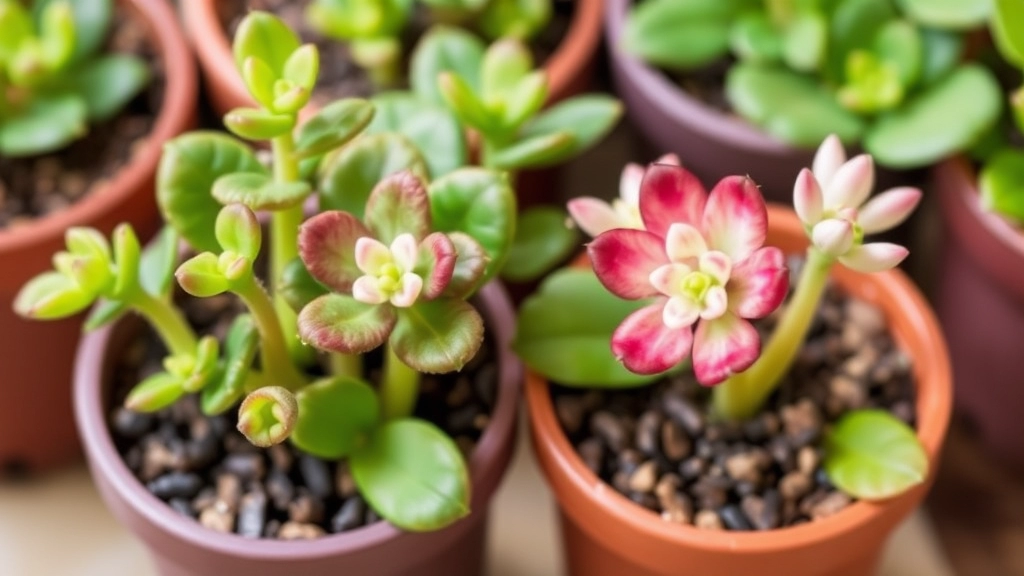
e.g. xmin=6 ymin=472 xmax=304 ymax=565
xmin=619 ymin=163 xmax=645 ymax=206
xmin=700 ymin=285 xmax=728 ymax=320
xmin=567 ymin=197 xmax=625 ymax=237
xmin=663 ymin=296 xmax=700 ymax=329
xmin=824 ymin=154 xmax=874 ymax=209
xmin=839 ymin=242 xmax=908 ymax=273
xmin=665 ymin=222 xmax=707 ymax=262
xmin=699 ymin=251 xmax=732 ymax=285
xmin=389 ymin=273 xmax=423 ymax=307
xmin=655 ymin=153 xmax=681 ymax=166
xmin=352 ymin=276 xmax=387 ymax=304
xmin=811 ymin=219 xmax=855 ymax=257
xmin=793 ymin=168 xmax=823 ymax=225
xmin=354 ymin=237 xmax=391 ymax=275
xmin=389 ymin=233 xmax=418 ymax=272
xmin=812 ymin=134 xmax=846 ymax=189
xmin=858 ymin=187 xmax=922 ymax=235
xmin=649 ymin=263 xmax=692 ymax=296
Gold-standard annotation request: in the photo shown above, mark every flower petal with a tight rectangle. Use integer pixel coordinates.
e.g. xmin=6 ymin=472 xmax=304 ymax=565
xmin=699 ymin=250 xmax=731 ymax=285
xmin=655 ymin=153 xmax=682 ymax=166
xmin=692 ymin=313 xmax=760 ymax=386
xmin=638 ymin=164 xmax=707 ymax=238
xmin=352 ymin=276 xmax=387 ymax=305
xmin=702 ymin=176 xmax=767 ymax=262
xmin=793 ymin=168 xmax=824 ymax=226
xmin=568 ymin=197 xmax=625 ymax=238
xmin=811 ymin=219 xmax=854 ymax=257
xmin=589 ymin=229 xmax=669 ymax=299
xmin=355 ymin=237 xmax=391 ymax=275
xmin=415 ymin=232 xmax=457 ymax=299
xmin=390 ymin=233 xmax=419 ymax=272
xmin=858 ymin=187 xmax=922 ymax=235
xmin=298 ymin=211 xmax=372 ymax=293
xmin=812 ymin=134 xmax=846 ymax=189
xmin=618 ymin=163 xmax=645 ymax=206
xmin=665 ymin=222 xmax=707 ymax=262
xmin=663 ymin=296 xmax=700 ymax=329
xmin=612 ymin=302 xmax=692 ymax=375
xmin=700 ymin=285 xmax=727 ymax=320
xmin=390 ymin=273 xmax=423 ymax=308
xmin=649 ymin=263 xmax=692 ymax=296
xmin=839 ymin=242 xmax=908 ymax=273
xmin=727 ymin=247 xmax=788 ymax=319
xmin=824 ymin=154 xmax=874 ymax=209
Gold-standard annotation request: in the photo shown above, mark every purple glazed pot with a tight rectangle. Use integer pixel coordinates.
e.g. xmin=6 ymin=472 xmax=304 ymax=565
xmin=935 ymin=157 xmax=1024 ymax=471
xmin=74 ymin=281 xmax=522 ymax=575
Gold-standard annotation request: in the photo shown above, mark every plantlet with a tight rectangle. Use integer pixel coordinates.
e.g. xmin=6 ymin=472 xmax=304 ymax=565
xmin=0 ymin=0 xmax=149 ymax=156
xmin=517 ymin=135 xmax=928 ymax=501
xmin=13 ymin=11 xmax=520 ymax=533
xmin=622 ymin=0 xmax=1001 ymax=169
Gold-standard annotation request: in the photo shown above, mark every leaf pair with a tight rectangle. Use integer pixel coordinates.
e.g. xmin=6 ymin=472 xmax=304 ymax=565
xmin=176 ymin=205 xmax=262 ymax=298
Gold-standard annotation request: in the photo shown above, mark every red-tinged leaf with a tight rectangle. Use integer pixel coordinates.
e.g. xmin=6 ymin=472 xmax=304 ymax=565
xmin=444 ymin=232 xmax=487 ymax=299
xmin=298 ymin=211 xmax=372 ymax=293
xmin=415 ymin=232 xmax=456 ymax=300
xmin=298 ymin=293 xmax=395 ymax=354
xmin=364 ymin=170 xmax=431 ymax=244
xmin=391 ymin=299 xmax=483 ymax=373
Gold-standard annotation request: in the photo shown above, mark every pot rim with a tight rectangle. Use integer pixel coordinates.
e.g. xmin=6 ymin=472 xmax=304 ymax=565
xmin=525 ymin=204 xmax=951 ymax=555
xmin=74 ymin=280 xmax=522 ymax=560
xmin=0 ymin=0 xmax=196 ymax=255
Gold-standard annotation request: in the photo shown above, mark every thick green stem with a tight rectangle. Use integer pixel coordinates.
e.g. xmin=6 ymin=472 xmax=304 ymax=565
xmin=329 ymin=352 xmax=362 ymax=379
xmin=130 ymin=292 xmax=197 ymax=357
xmin=713 ymin=247 xmax=833 ymax=421
xmin=233 ymin=273 xmax=306 ymax=391
xmin=381 ymin=343 xmax=420 ymax=420
xmin=270 ymin=133 xmax=305 ymax=360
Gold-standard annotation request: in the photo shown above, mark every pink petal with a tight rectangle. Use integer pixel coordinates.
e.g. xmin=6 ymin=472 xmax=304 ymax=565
xmin=352 ymin=276 xmax=387 ymax=305
xmin=839 ymin=242 xmax=908 ymax=273
xmin=702 ymin=176 xmax=767 ymax=262
xmin=568 ymin=197 xmax=624 ymax=238
xmin=417 ymin=232 xmax=457 ymax=299
xmin=858 ymin=187 xmax=922 ymax=235
xmin=699 ymin=251 xmax=731 ymax=285
xmin=692 ymin=313 xmax=760 ymax=386
xmin=727 ymin=247 xmax=788 ymax=319
xmin=655 ymin=153 xmax=681 ymax=166
xmin=811 ymin=219 xmax=854 ymax=257
xmin=355 ymin=237 xmax=390 ymax=275
xmin=663 ymin=296 xmax=700 ymax=329
xmin=298 ymin=211 xmax=372 ymax=293
xmin=618 ymin=164 xmax=645 ymax=206
xmin=638 ymin=164 xmax=707 ymax=238
xmin=390 ymin=273 xmax=423 ymax=308
xmin=390 ymin=233 xmax=418 ymax=271
xmin=665 ymin=223 xmax=707 ymax=262
xmin=793 ymin=168 xmax=823 ymax=225
xmin=824 ymin=154 xmax=874 ymax=209
xmin=589 ymin=229 xmax=669 ymax=299
xmin=649 ymin=263 xmax=692 ymax=296
xmin=812 ymin=134 xmax=846 ymax=188
xmin=612 ymin=301 xmax=693 ymax=375
xmin=700 ymin=285 xmax=727 ymax=320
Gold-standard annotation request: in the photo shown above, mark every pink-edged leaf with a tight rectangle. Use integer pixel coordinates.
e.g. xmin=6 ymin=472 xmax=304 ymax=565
xmin=612 ymin=301 xmax=692 ymax=375
xmin=391 ymin=299 xmax=484 ymax=373
xmin=364 ymin=170 xmax=431 ymax=244
xmin=415 ymin=232 xmax=457 ymax=300
xmin=794 ymin=168 xmax=824 ymax=225
xmin=692 ymin=313 xmax=760 ymax=386
xmin=857 ymin=187 xmax=922 ymax=235
xmin=727 ymin=247 xmax=788 ymax=319
xmin=298 ymin=211 xmax=372 ymax=293
xmin=702 ymin=176 xmax=767 ymax=262
xmin=665 ymin=222 xmax=707 ymax=262
xmin=298 ymin=293 xmax=395 ymax=354
xmin=638 ymin=164 xmax=708 ymax=238
xmin=589 ymin=228 xmax=668 ymax=299
xmin=838 ymin=242 xmax=908 ymax=273
xmin=567 ymin=197 xmax=624 ymax=238
xmin=444 ymin=232 xmax=488 ymax=299
xmin=812 ymin=134 xmax=846 ymax=188
xmin=824 ymin=154 xmax=874 ymax=209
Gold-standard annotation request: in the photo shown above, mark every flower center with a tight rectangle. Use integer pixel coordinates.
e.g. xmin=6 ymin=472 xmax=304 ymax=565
xmin=680 ymin=271 xmax=713 ymax=303
xmin=352 ymin=234 xmax=423 ymax=308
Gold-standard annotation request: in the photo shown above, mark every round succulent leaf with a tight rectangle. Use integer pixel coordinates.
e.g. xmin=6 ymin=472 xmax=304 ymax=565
xmin=896 ymin=0 xmax=991 ymax=30
xmin=366 ymin=92 xmax=467 ymax=177
xmin=34 ymin=0 xmax=111 ymax=63
xmin=138 ymin=226 xmax=180 ymax=298
xmin=731 ymin=13 xmax=783 ymax=64
xmin=212 ymin=172 xmax=311 ymax=211
xmin=413 ymin=232 xmax=457 ymax=300
xmin=214 ymin=204 xmax=262 ymax=261
xmin=294 ymin=98 xmax=375 ymax=159
xmin=298 ymin=211 xmax=371 ymax=292
xmin=350 ymin=418 xmax=470 ymax=531
xmin=980 ymin=148 xmax=1024 ymax=223
xmin=872 ymin=20 xmax=922 ymax=87
xmin=232 ymin=11 xmax=300 ymax=75
xmin=443 ymin=232 xmax=488 ymax=299
xmin=864 ymin=64 xmax=1001 ymax=168
xmin=317 ymin=132 xmax=428 ymax=217
xmin=202 ymin=314 xmax=259 ymax=415
xmin=280 ymin=257 xmax=328 ymax=312
xmin=517 ymin=95 xmax=623 ymax=166
xmin=70 ymin=54 xmax=150 ymax=122
xmin=782 ymin=11 xmax=826 ymax=72
xmin=478 ymin=0 xmax=551 ymax=40
xmin=501 ymin=206 xmax=578 ymax=283
xmin=918 ymin=29 xmax=962 ymax=86
xmin=364 ymin=170 xmax=432 ymax=244
xmin=824 ymin=409 xmax=928 ymax=499
xmin=622 ymin=0 xmax=735 ymax=69
xmin=428 ymin=168 xmax=515 ymax=283
xmin=13 ymin=271 xmax=94 ymax=320
xmin=298 ymin=293 xmax=396 ymax=355
xmin=157 ymin=132 xmax=268 ymax=253
xmin=410 ymin=25 xmax=485 ymax=105
xmin=514 ymin=268 xmax=664 ymax=387
xmin=993 ymin=0 xmax=1024 ymax=66
xmin=0 ymin=93 xmax=88 ymax=157
xmin=124 ymin=372 xmax=185 ymax=413
xmin=391 ymin=299 xmax=483 ymax=373
xmin=291 ymin=376 xmax=381 ymax=459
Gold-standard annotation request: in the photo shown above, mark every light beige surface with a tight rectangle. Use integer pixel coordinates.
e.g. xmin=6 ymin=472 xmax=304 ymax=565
xmin=0 ymin=417 xmax=954 ymax=576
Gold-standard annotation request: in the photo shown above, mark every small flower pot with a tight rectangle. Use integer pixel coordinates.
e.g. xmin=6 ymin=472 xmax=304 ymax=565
xmin=0 ymin=0 xmax=196 ymax=473
xmin=74 ymin=281 xmax=521 ymax=576
xmin=524 ymin=205 xmax=951 ymax=576
xmin=934 ymin=157 xmax=1024 ymax=471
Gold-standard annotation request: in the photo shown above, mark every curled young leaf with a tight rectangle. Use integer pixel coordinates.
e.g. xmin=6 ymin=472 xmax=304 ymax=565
xmin=237 ymin=386 xmax=299 ymax=447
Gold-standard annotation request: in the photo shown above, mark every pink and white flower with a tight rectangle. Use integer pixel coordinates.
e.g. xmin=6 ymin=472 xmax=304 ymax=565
xmin=587 ymin=164 xmax=788 ymax=386
xmin=568 ymin=154 xmax=680 ymax=237
xmin=795 ymin=135 xmax=921 ymax=272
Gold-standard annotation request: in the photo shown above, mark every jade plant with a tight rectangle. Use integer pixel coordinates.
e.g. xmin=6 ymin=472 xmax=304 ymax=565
xmin=0 ymin=0 xmax=149 ymax=156
xmin=622 ymin=0 xmax=1001 ymax=169
xmin=12 ymin=11 xmax=521 ymax=532
xmin=305 ymin=0 xmax=550 ymax=88
xmin=516 ymin=135 xmax=929 ymax=500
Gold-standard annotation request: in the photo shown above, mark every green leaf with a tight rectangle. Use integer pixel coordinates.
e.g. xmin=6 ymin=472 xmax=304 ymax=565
xmin=731 ymin=13 xmax=783 ymax=64
xmin=410 ymin=25 xmax=485 ymax=105
xmin=202 ymin=314 xmax=258 ymax=415
xmin=501 ymin=207 xmax=578 ymax=282
xmin=366 ymin=92 xmax=467 ymax=177
xmin=501 ymin=72 xmax=548 ymax=133
xmin=212 ymin=172 xmax=311 ymax=211
xmin=392 ymin=299 xmax=483 ymax=373
xmin=824 ymin=409 xmax=928 ymax=499
xmin=83 ymin=298 xmax=127 ymax=331
xmin=783 ymin=11 xmax=827 ymax=72
xmin=124 ymin=372 xmax=185 ymax=413
xmin=0 ymin=93 xmax=88 ymax=157
xmin=224 ymin=107 xmax=296 ymax=141
xmin=317 ymin=132 xmax=428 ymax=217
xmin=0 ymin=2 xmax=32 ymax=60
xmin=13 ymin=271 xmax=94 ymax=320
xmin=993 ymin=0 xmax=1024 ymax=67
xmin=481 ymin=38 xmax=532 ymax=100
xmin=364 ymin=170 xmax=431 ymax=244
xmin=477 ymin=0 xmax=551 ymax=40
xmin=175 ymin=253 xmax=230 ymax=297
xmin=980 ymin=148 xmax=1024 ymax=222
xmin=35 ymin=0 xmax=112 ymax=62
xmin=517 ymin=95 xmax=623 ymax=166
xmin=242 ymin=56 xmax=277 ymax=108
xmin=444 ymin=232 xmax=488 ymax=299
xmin=725 ymin=63 xmax=864 ymax=147
xmin=139 ymin=227 xmax=180 ymax=298
xmin=232 ymin=10 xmax=300 ymax=75
xmin=622 ymin=0 xmax=736 ymax=69
xmin=111 ymin=223 xmax=141 ymax=298
xmin=298 ymin=293 xmax=396 ymax=355
xmin=70 ymin=54 xmax=150 ymax=122
xmin=294 ymin=98 xmax=375 ymax=158
xmin=896 ymin=0 xmax=991 ymax=30
xmin=513 ymin=268 xmax=663 ymax=387
xmin=291 ymin=377 xmax=380 ymax=459
xmin=438 ymin=72 xmax=499 ymax=134
xmin=280 ymin=257 xmax=328 ymax=312
xmin=918 ymin=29 xmax=962 ymax=85
xmin=37 ymin=0 xmax=74 ymax=69
xmin=350 ymin=418 xmax=470 ymax=531
xmin=283 ymin=44 xmax=319 ymax=91
xmin=865 ymin=64 xmax=1001 ymax=168
xmin=428 ymin=168 xmax=516 ymax=283
xmin=873 ymin=20 xmax=922 ymax=88
xmin=827 ymin=0 xmax=894 ymax=82
xmin=214 ymin=204 xmax=262 ymax=260
xmin=181 ymin=336 xmax=220 ymax=392
xmin=157 ymin=132 xmax=268 ymax=252
xmin=487 ymin=132 xmax=575 ymax=171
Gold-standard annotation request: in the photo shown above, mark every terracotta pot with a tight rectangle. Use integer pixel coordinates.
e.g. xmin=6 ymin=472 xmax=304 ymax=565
xmin=0 ymin=0 xmax=196 ymax=473
xmin=74 ymin=281 xmax=521 ymax=576
xmin=934 ymin=157 xmax=1024 ymax=470
xmin=525 ymin=205 xmax=952 ymax=576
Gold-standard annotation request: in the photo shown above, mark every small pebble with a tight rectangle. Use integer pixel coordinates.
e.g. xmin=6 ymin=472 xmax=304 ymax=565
xmin=779 ymin=471 xmax=812 ymax=501
xmin=147 ymin=472 xmax=202 ymax=499
xmin=169 ymin=498 xmax=193 ymax=518
xmin=199 ymin=505 xmax=234 ymax=533
xmin=808 ymin=492 xmax=851 ymax=519
xmin=663 ymin=395 xmax=704 ymax=436
xmin=267 ymin=469 xmax=295 ymax=510
xmin=335 ymin=462 xmax=357 ymax=498
xmin=797 ymin=447 xmax=820 ymax=476
xmin=555 ymin=396 xmax=586 ymax=434
xmin=332 ymin=497 xmax=366 ymax=533
xmin=578 ymin=438 xmax=604 ymax=475
xmin=694 ymin=509 xmax=724 ymax=530
xmin=780 ymin=399 xmax=821 ymax=447
xmin=223 ymin=452 xmax=265 ymax=481
xmin=278 ymin=521 xmax=326 ymax=540
xmin=237 ymin=488 xmax=267 ymax=538
xmin=473 ymin=364 xmax=497 ymax=408
xmin=724 ymin=452 xmax=762 ymax=484
xmin=719 ymin=504 xmax=753 ymax=531
xmin=678 ymin=457 xmax=706 ymax=481
xmin=268 ymin=444 xmax=293 ymax=472
xmin=635 ymin=411 xmax=661 ymax=455
xmin=215 ymin=473 xmax=242 ymax=512
xmin=660 ymin=420 xmax=691 ymax=461
xmin=628 ymin=461 xmax=658 ymax=493
xmin=289 ymin=489 xmax=325 ymax=524
xmin=112 ymin=408 xmax=153 ymax=439
xmin=590 ymin=411 xmax=626 ymax=452
xmin=299 ymin=455 xmax=332 ymax=500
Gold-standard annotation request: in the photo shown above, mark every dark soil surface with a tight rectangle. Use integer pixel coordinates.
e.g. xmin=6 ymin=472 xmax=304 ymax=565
xmin=218 ymin=0 xmax=572 ymax=108
xmin=553 ymin=257 xmax=917 ymax=531
xmin=109 ymin=293 xmax=499 ymax=539
xmin=0 ymin=12 xmax=164 ymax=229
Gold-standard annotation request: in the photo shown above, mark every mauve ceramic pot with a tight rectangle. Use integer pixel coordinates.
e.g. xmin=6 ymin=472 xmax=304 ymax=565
xmin=935 ymin=157 xmax=1024 ymax=471
xmin=74 ymin=281 xmax=522 ymax=575
xmin=0 ymin=0 xmax=196 ymax=473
